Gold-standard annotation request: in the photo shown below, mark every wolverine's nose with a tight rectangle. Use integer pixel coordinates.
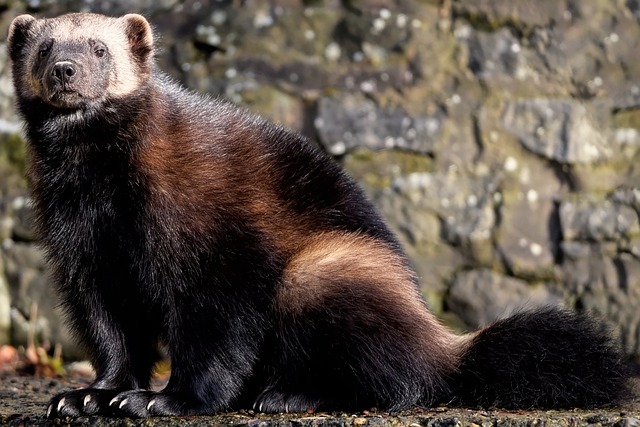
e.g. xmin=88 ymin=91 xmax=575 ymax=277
xmin=52 ymin=61 xmax=77 ymax=84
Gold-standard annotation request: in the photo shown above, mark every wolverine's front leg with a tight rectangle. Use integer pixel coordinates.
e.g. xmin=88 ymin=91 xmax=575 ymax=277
xmin=108 ymin=268 xmax=272 ymax=417
xmin=109 ymin=300 xmax=269 ymax=417
xmin=47 ymin=279 xmax=161 ymax=418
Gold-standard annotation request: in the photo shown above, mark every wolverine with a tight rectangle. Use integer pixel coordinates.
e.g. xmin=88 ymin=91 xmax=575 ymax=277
xmin=7 ymin=13 xmax=629 ymax=418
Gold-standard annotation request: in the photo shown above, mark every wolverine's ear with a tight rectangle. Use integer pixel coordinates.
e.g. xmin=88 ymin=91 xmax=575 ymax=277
xmin=7 ymin=15 xmax=37 ymax=62
xmin=122 ymin=14 xmax=154 ymax=65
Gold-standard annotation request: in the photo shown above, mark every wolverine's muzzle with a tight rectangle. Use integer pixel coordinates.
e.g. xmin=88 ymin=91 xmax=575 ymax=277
xmin=44 ymin=60 xmax=84 ymax=108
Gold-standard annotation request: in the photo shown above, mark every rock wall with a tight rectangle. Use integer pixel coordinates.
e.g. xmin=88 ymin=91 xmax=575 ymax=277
xmin=0 ymin=0 xmax=638 ymax=360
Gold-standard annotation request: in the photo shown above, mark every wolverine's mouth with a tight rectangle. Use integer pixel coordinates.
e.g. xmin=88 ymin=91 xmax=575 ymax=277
xmin=45 ymin=89 xmax=86 ymax=109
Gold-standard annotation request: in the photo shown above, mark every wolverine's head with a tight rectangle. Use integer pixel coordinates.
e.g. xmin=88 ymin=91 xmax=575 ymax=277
xmin=7 ymin=13 xmax=154 ymax=110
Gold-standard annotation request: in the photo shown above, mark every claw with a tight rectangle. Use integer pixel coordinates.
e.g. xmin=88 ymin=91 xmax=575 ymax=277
xmin=57 ymin=397 xmax=66 ymax=413
xmin=47 ymin=404 xmax=52 ymax=418
xmin=119 ymin=398 xmax=128 ymax=409
xmin=147 ymin=399 xmax=156 ymax=411
xmin=83 ymin=394 xmax=92 ymax=407
xmin=109 ymin=396 xmax=120 ymax=406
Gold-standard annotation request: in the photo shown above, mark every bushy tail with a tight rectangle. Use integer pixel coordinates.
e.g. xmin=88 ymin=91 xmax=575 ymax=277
xmin=447 ymin=307 xmax=631 ymax=409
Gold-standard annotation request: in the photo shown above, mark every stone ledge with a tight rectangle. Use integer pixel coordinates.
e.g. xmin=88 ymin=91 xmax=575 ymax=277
xmin=1 ymin=375 xmax=638 ymax=427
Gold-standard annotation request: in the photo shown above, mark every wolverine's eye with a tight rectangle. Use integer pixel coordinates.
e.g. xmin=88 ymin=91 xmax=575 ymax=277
xmin=39 ymin=46 xmax=51 ymax=58
xmin=38 ymin=39 xmax=53 ymax=59
xmin=92 ymin=41 xmax=107 ymax=58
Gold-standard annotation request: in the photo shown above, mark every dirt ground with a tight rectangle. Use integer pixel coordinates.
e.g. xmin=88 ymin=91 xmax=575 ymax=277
xmin=1 ymin=373 xmax=639 ymax=427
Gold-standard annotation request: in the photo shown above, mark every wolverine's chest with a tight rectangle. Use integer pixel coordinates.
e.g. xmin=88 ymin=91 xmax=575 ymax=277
xmin=30 ymin=142 xmax=147 ymax=264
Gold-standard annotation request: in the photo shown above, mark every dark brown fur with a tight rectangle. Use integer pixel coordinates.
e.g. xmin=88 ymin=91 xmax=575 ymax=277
xmin=7 ymin=12 xmax=630 ymax=419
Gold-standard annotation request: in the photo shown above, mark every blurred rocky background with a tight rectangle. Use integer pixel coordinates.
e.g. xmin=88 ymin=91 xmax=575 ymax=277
xmin=0 ymin=0 xmax=638 ymax=363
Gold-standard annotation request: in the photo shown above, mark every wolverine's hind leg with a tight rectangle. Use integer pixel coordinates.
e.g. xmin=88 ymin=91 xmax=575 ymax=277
xmin=254 ymin=232 xmax=459 ymax=413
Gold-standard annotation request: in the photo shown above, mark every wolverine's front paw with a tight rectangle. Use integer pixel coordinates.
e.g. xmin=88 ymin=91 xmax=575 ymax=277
xmin=109 ymin=390 xmax=201 ymax=417
xmin=47 ymin=388 xmax=120 ymax=418
xmin=254 ymin=388 xmax=319 ymax=413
